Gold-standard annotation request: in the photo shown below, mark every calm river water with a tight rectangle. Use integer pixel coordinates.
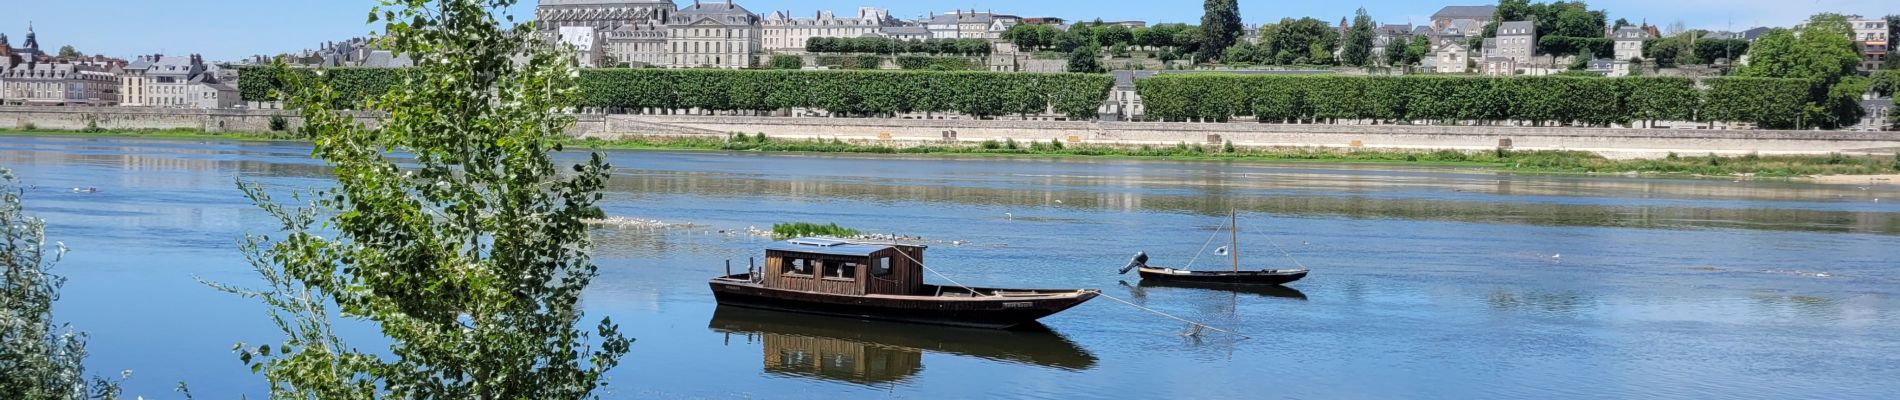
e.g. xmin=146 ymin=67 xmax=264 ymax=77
xmin=4 ymin=135 xmax=1898 ymax=399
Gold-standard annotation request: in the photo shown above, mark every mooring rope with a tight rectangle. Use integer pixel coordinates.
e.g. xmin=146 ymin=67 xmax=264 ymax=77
xmin=892 ymin=246 xmax=992 ymax=297
xmin=1260 ymin=232 xmax=1310 ymax=271
xmin=1180 ymin=217 xmax=1228 ymax=270
xmin=1096 ymin=292 xmax=1251 ymax=339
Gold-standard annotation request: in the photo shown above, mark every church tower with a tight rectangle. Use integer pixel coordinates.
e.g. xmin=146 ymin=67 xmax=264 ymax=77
xmin=23 ymin=23 xmax=39 ymax=51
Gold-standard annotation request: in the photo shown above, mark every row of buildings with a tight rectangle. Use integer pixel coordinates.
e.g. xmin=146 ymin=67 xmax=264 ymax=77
xmin=1402 ymin=6 xmax=1890 ymax=76
xmin=0 ymin=25 xmax=239 ymax=108
xmin=538 ymin=0 xmax=1040 ymax=69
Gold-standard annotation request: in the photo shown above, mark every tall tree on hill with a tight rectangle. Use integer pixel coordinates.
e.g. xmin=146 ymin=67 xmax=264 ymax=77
xmin=56 ymin=45 xmax=82 ymax=59
xmin=1198 ymin=0 xmax=1244 ymax=62
xmin=1068 ymin=44 xmax=1105 ymax=73
xmin=1886 ymin=15 xmax=1900 ymax=69
xmin=1340 ymin=8 xmax=1376 ymax=67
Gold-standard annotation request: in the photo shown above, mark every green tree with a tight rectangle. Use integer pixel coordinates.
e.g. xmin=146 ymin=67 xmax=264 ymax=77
xmin=1340 ymin=8 xmax=1377 ymax=67
xmin=1198 ymin=0 xmax=1244 ymax=62
xmin=1886 ymin=15 xmax=1900 ymax=69
xmin=1004 ymin=24 xmax=1060 ymax=51
xmin=56 ymin=45 xmax=82 ymax=59
xmin=768 ymin=55 xmax=802 ymax=69
xmin=1263 ymin=17 xmax=1338 ymax=65
xmin=1 ymin=170 xmax=125 ymax=400
xmin=1381 ymin=34 xmax=1409 ymax=67
xmin=1740 ymin=14 xmax=1864 ymax=128
xmin=219 ymin=0 xmax=632 ymax=398
xmin=1069 ymin=45 xmax=1105 ymax=73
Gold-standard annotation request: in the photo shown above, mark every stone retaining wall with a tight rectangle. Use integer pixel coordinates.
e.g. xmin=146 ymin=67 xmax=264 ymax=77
xmin=5 ymin=106 xmax=1895 ymax=159
xmin=610 ymin=115 xmax=1900 ymax=159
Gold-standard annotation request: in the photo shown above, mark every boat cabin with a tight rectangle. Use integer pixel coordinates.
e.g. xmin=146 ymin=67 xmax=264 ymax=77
xmin=760 ymin=238 xmax=927 ymax=296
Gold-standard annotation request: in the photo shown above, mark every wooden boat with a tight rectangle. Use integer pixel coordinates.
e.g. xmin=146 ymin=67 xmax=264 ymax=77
xmin=1119 ymin=210 xmax=1310 ymax=286
xmin=708 ymin=305 xmax=1096 ymax=385
xmin=710 ymin=237 xmax=1099 ymax=329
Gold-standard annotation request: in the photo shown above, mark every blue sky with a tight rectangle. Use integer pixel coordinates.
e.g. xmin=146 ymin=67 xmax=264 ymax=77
xmin=1 ymin=0 xmax=1891 ymax=61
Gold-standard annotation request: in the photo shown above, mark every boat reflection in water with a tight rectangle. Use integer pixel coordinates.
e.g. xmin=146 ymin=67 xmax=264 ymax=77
xmin=708 ymin=306 xmax=1097 ymax=385
xmin=1132 ymin=279 xmax=1309 ymax=301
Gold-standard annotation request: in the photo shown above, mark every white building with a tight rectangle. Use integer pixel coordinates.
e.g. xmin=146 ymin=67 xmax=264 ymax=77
xmin=119 ymin=54 xmax=238 ymax=109
xmin=1494 ymin=21 xmax=1535 ymax=64
xmin=1435 ymin=42 xmax=1470 ymax=74
xmin=536 ymin=0 xmax=675 ymax=67
xmin=925 ymin=10 xmax=1017 ymax=39
xmin=557 ymin=26 xmax=602 ymax=68
xmin=666 ymin=0 xmax=761 ymax=69
xmin=1 ymin=62 xmax=119 ymax=106
xmin=603 ymin=22 xmax=669 ymax=67
xmin=1849 ymin=15 xmax=1888 ymax=71
xmin=1611 ymin=26 xmax=1651 ymax=62
xmin=761 ymin=7 xmax=897 ymax=53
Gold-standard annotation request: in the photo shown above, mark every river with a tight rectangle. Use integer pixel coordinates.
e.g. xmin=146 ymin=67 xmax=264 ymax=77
xmin=3 ymin=135 xmax=1897 ymax=399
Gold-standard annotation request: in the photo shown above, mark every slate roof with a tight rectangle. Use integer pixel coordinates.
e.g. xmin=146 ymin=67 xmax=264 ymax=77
xmin=1433 ymin=6 xmax=1497 ymax=20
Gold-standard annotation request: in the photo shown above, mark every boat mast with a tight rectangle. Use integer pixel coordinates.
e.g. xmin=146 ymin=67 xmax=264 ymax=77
xmin=1230 ymin=209 xmax=1240 ymax=273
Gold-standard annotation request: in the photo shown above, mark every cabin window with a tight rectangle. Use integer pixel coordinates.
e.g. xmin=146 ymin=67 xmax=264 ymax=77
xmin=824 ymin=261 xmax=858 ymax=281
xmin=873 ymin=257 xmax=893 ymax=277
xmin=781 ymin=258 xmax=811 ymax=276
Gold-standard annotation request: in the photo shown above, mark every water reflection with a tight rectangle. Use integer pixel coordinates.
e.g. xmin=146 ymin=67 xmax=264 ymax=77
xmin=1131 ymin=280 xmax=1309 ymax=301
xmin=707 ymin=306 xmax=1096 ymax=386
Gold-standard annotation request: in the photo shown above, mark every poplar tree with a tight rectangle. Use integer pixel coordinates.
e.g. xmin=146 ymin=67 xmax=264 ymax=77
xmin=216 ymin=0 xmax=632 ymax=398
xmin=1341 ymin=8 xmax=1377 ymax=67
xmin=1198 ymin=0 xmax=1244 ymax=62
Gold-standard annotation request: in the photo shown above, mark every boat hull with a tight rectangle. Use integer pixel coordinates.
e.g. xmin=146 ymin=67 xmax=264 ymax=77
xmin=709 ymin=278 xmax=1098 ymax=330
xmin=1137 ymin=267 xmax=1308 ymax=286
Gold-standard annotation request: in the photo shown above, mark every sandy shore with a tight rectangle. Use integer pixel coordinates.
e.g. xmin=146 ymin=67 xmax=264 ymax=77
xmin=1809 ymin=174 xmax=1900 ymax=185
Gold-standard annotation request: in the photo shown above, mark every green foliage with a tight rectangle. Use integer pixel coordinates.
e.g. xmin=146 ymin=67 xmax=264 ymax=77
xmin=0 ymin=170 xmax=125 ymax=400
xmin=1870 ymin=70 xmax=1900 ymax=97
xmin=1139 ymin=74 xmax=1778 ymax=126
xmin=268 ymin=114 xmax=289 ymax=132
xmin=1483 ymin=0 xmax=1607 ymax=40
xmin=1260 ymin=17 xmax=1338 ymax=65
xmin=767 ymin=55 xmax=803 ymax=70
xmin=1538 ymin=36 xmax=1611 ymax=58
xmin=248 ymin=68 xmax=1114 ymax=120
xmin=574 ymin=69 xmax=1112 ymax=119
xmin=56 ymin=45 xmax=82 ymax=59
xmin=1739 ymin=14 xmax=1865 ymax=128
xmin=806 ymin=37 xmax=990 ymax=56
xmin=214 ymin=0 xmax=631 ymax=398
xmin=895 ymin=56 xmax=978 ymax=71
xmin=1198 ymin=0 xmax=1244 ymax=62
xmin=1340 ymin=8 xmax=1377 ymax=67
xmin=1068 ymin=46 xmax=1105 ymax=73
xmin=1701 ymin=77 xmax=1813 ymax=129
xmin=1004 ymin=24 xmax=1065 ymax=51
xmin=771 ymin=223 xmax=861 ymax=239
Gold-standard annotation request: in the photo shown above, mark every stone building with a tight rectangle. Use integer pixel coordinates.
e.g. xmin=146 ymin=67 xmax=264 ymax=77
xmin=761 ymin=7 xmax=897 ymax=53
xmin=666 ymin=0 xmax=761 ymax=69
xmin=119 ymin=54 xmax=238 ymax=109
xmin=0 ymin=25 xmax=120 ymax=106
xmin=536 ymin=0 xmax=675 ymax=67
xmin=536 ymin=0 xmax=674 ymax=32
xmin=1 ymin=62 xmax=119 ymax=106
xmin=925 ymin=10 xmax=1017 ymax=39
xmin=1494 ymin=21 xmax=1536 ymax=64
xmin=1848 ymin=15 xmax=1888 ymax=71
xmin=1610 ymin=26 xmax=1652 ymax=77
xmin=285 ymin=37 xmax=412 ymax=68
xmin=603 ymin=21 xmax=669 ymax=67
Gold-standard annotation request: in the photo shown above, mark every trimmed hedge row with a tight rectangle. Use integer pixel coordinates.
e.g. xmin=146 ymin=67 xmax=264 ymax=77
xmin=1136 ymin=74 xmax=1816 ymax=128
xmin=576 ymin=69 xmax=1111 ymax=118
xmin=242 ymin=66 xmax=1113 ymax=119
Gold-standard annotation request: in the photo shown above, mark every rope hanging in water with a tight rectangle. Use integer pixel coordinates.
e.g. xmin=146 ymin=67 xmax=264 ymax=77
xmin=1096 ymin=292 xmax=1251 ymax=339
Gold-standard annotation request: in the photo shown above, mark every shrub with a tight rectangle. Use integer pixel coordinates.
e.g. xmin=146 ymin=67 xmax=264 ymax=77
xmin=268 ymin=114 xmax=289 ymax=132
xmin=980 ymin=139 xmax=1002 ymax=149
xmin=1004 ymin=138 xmax=1019 ymax=150
xmin=772 ymin=222 xmax=861 ymax=239
xmin=1051 ymin=139 xmax=1065 ymax=150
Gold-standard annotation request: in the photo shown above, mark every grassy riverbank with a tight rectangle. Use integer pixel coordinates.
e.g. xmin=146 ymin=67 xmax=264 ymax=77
xmin=7 ymin=129 xmax=1897 ymax=178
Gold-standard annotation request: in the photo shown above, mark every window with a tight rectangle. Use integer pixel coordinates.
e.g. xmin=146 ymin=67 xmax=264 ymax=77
xmin=781 ymin=257 xmax=812 ymax=276
xmin=823 ymin=261 xmax=858 ymax=281
xmin=874 ymin=257 xmax=893 ymax=277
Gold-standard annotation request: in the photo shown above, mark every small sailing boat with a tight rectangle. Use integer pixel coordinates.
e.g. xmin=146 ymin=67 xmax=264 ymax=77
xmin=1119 ymin=210 xmax=1310 ymax=286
